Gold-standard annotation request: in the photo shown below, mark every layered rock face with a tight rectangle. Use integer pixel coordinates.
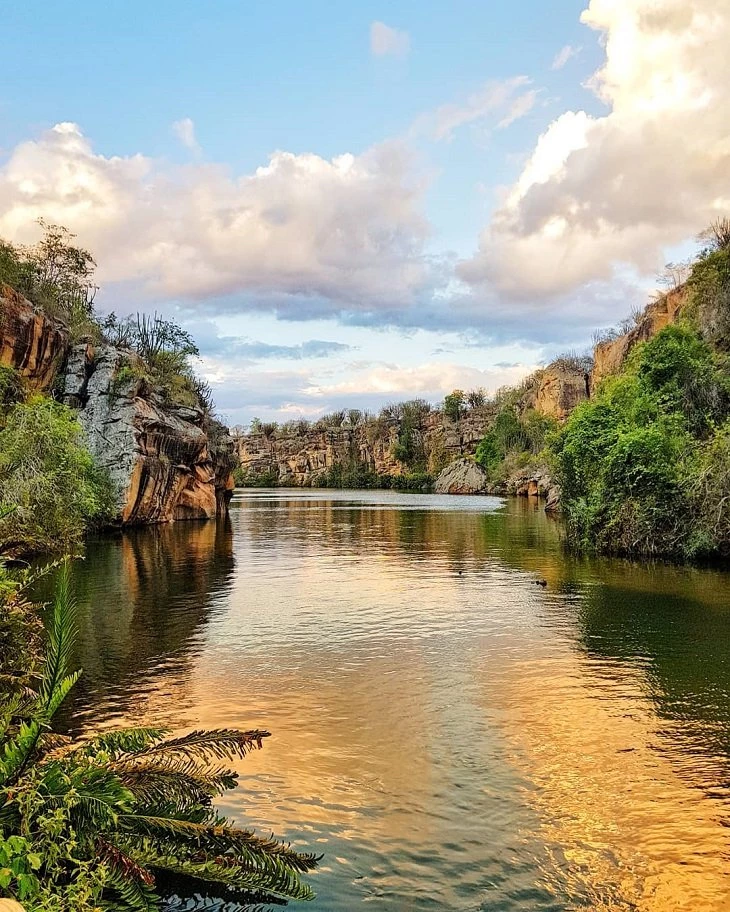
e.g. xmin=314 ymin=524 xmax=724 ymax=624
xmin=237 ymin=408 xmax=497 ymax=487
xmin=62 ymin=343 xmax=236 ymax=524
xmin=0 ymin=287 xmax=235 ymax=525
xmin=591 ymin=287 xmax=686 ymax=390
xmin=523 ymin=362 xmax=590 ymax=422
xmin=0 ymin=284 xmax=69 ymax=389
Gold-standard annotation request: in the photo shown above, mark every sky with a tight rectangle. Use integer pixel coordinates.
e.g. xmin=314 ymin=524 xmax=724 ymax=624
xmin=1 ymin=0 xmax=728 ymax=428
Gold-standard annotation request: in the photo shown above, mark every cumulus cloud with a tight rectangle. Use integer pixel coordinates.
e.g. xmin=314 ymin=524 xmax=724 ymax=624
xmin=0 ymin=123 xmax=433 ymax=312
xmin=551 ymin=44 xmax=580 ymax=70
xmin=414 ymin=77 xmax=535 ymax=141
xmin=370 ymin=21 xmax=410 ymax=57
xmin=172 ymin=117 xmax=201 ymax=154
xmin=459 ymin=0 xmax=730 ymax=299
xmin=303 ymin=360 xmax=534 ymax=401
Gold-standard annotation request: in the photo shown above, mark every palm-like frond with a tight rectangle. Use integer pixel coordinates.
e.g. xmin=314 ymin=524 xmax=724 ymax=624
xmin=133 ymin=729 xmax=271 ymax=764
xmin=0 ymin=565 xmax=319 ymax=908
xmin=118 ymin=840 xmax=316 ymax=903
xmin=113 ymin=760 xmax=238 ymax=808
xmin=39 ymin=560 xmax=78 ymax=716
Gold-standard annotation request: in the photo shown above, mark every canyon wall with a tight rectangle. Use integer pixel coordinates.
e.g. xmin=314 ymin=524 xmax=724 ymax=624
xmin=235 ymin=361 xmax=592 ymax=487
xmin=0 ymin=288 xmax=236 ymax=524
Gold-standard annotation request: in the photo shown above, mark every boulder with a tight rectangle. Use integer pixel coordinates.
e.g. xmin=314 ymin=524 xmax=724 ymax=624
xmin=434 ymin=458 xmax=489 ymax=495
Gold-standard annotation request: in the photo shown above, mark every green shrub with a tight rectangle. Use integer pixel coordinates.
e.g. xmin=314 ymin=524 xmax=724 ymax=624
xmin=552 ymin=320 xmax=730 ymax=558
xmin=0 ymin=397 xmax=117 ymax=555
xmin=233 ymin=466 xmax=279 ymax=487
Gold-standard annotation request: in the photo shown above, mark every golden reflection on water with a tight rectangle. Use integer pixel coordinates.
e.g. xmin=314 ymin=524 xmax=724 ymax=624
xmin=65 ymin=492 xmax=730 ymax=911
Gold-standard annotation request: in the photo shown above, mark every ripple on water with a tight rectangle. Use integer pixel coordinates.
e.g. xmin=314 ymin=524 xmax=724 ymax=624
xmin=60 ymin=491 xmax=730 ymax=911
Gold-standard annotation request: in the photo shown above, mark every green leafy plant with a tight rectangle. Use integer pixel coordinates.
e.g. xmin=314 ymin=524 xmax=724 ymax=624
xmin=0 ymin=397 xmax=117 ymax=556
xmin=0 ymin=565 xmax=319 ymax=910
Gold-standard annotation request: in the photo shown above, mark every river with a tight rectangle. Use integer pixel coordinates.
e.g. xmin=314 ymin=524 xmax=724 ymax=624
xmin=63 ymin=489 xmax=730 ymax=911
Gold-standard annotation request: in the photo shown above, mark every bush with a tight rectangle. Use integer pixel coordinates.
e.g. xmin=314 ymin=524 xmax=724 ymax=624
xmin=475 ymin=407 xmax=557 ymax=480
xmin=552 ymin=320 xmax=730 ymax=558
xmin=0 ymin=397 xmax=117 ymax=555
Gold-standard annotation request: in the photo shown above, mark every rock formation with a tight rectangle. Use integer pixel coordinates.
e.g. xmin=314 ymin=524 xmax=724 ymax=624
xmin=0 ymin=286 xmax=236 ymax=525
xmin=434 ymin=458 xmax=489 ymax=495
xmin=0 ymin=283 xmax=69 ymax=389
xmin=591 ymin=287 xmax=686 ymax=390
xmin=61 ymin=342 xmax=236 ymax=524
xmin=523 ymin=361 xmax=590 ymax=422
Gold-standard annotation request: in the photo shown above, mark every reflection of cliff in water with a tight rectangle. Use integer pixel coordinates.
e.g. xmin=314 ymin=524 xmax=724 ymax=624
xmin=233 ymin=491 xmax=561 ymax=574
xmin=58 ymin=519 xmax=235 ymax=733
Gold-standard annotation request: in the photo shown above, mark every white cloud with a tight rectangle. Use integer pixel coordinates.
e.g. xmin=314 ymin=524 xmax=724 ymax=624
xmin=459 ymin=0 xmax=730 ymax=299
xmin=370 ymin=21 xmax=410 ymax=58
xmin=172 ymin=117 xmax=200 ymax=154
xmin=0 ymin=123 xmax=432 ymax=311
xmin=551 ymin=44 xmax=580 ymax=70
xmin=303 ymin=360 xmax=534 ymax=400
xmin=417 ymin=77 xmax=535 ymax=142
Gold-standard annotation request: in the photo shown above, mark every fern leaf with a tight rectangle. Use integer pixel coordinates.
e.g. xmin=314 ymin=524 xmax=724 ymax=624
xmin=133 ymin=729 xmax=271 ymax=764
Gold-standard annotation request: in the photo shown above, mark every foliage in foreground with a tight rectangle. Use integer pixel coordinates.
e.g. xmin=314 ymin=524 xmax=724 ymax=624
xmin=0 ymin=566 xmax=318 ymax=910
xmin=0 ymin=396 xmax=116 ymax=556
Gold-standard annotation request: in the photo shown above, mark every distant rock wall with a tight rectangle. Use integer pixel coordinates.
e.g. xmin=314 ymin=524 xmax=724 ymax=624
xmin=0 ymin=286 xmax=236 ymax=525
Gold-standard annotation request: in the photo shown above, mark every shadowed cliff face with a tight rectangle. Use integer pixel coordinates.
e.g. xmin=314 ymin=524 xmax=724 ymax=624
xmin=62 ymin=341 xmax=237 ymax=524
xmin=0 ymin=286 xmax=236 ymax=525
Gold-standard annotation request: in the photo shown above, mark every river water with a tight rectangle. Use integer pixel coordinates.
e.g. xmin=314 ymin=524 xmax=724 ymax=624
xmin=64 ymin=490 xmax=730 ymax=911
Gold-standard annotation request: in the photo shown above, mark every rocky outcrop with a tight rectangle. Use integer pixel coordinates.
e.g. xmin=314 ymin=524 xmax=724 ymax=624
xmin=591 ymin=286 xmax=686 ymax=390
xmin=521 ymin=361 xmax=590 ymax=422
xmin=237 ymin=408 xmax=496 ymax=487
xmin=62 ymin=342 xmax=235 ymax=525
xmin=434 ymin=458 xmax=489 ymax=495
xmin=0 ymin=284 xmax=69 ymax=389
xmin=0 ymin=287 xmax=237 ymax=527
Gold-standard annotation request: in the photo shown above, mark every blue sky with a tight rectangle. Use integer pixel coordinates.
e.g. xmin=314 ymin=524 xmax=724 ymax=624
xmin=1 ymin=0 xmax=726 ymax=426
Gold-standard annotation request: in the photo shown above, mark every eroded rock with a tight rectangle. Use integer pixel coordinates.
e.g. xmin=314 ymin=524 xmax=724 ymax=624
xmin=434 ymin=458 xmax=489 ymax=495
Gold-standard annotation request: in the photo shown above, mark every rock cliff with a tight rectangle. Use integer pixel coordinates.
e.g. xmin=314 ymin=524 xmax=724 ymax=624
xmin=0 ymin=284 xmax=69 ymax=389
xmin=591 ymin=287 xmax=686 ymax=390
xmin=0 ymin=287 xmax=236 ymax=525
xmin=522 ymin=361 xmax=590 ymax=422
xmin=236 ymin=408 xmax=497 ymax=487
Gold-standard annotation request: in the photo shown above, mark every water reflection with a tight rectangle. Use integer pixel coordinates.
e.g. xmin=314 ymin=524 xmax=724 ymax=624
xmin=64 ymin=491 xmax=730 ymax=910
xmin=59 ymin=519 xmax=235 ymax=732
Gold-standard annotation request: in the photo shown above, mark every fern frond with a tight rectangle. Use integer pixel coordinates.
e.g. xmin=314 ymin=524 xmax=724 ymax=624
xmin=119 ymin=814 xmax=321 ymax=873
xmin=76 ymin=728 xmax=167 ymax=759
xmin=39 ymin=560 xmax=79 ymax=716
xmin=133 ymin=729 xmax=271 ymax=764
xmin=100 ymin=842 xmax=159 ymax=912
xmin=114 ymin=761 xmax=238 ymax=808
xmin=121 ymin=841 xmax=316 ymax=902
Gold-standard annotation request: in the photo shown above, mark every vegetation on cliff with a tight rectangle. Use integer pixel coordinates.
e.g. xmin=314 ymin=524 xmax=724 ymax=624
xmin=0 ymin=222 xmax=233 ymax=553
xmin=553 ymin=221 xmax=730 ymax=560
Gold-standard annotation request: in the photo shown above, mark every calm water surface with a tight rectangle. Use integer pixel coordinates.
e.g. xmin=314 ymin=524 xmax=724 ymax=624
xmin=64 ymin=490 xmax=730 ymax=911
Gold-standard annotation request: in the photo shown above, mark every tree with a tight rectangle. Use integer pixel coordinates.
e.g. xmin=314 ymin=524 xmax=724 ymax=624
xmin=466 ymin=389 xmax=486 ymax=409
xmin=443 ymin=390 xmax=465 ymax=422
xmin=0 ymin=566 xmax=319 ymax=909
xmin=0 ymin=397 xmax=116 ymax=555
